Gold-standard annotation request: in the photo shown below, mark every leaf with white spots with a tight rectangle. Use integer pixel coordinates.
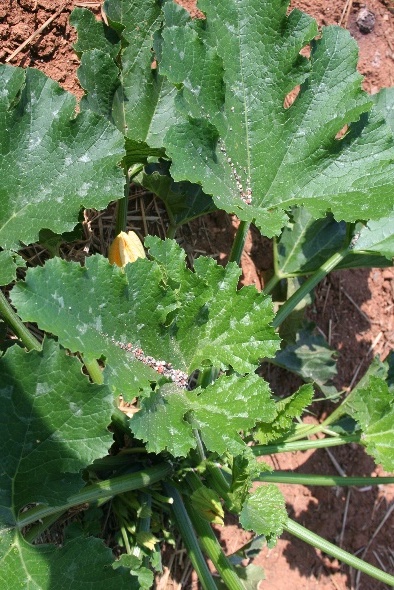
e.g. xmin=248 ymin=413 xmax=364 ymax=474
xmin=130 ymin=374 xmax=276 ymax=457
xmin=11 ymin=238 xmax=279 ymax=399
xmin=0 ymin=64 xmax=124 ymax=250
xmin=161 ymin=0 xmax=394 ymax=236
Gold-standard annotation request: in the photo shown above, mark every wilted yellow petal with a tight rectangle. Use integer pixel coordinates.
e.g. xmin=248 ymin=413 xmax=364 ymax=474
xmin=135 ymin=531 xmax=160 ymax=551
xmin=108 ymin=231 xmax=145 ymax=267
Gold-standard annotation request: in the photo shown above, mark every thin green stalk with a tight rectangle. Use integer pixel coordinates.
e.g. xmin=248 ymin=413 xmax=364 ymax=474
xmin=115 ymin=164 xmax=144 ymax=235
xmin=285 ymin=518 xmax=394 ymax=587
xmin=252 ymin=433 xmax=361 ymax=455
xmin=193 ymin=429 xmax=207 ymax=463
xmin=263 ymin=236 xmax=281 ymax=295
xmin=205 ymin=462 xmax=231 ymax=502
xmin=283 ymin=406 xmax=351 ymax=444
xmin=262 ymin=273 xmax=281 ymax=296
xmin=115 ymin=194 xmax=129 ymax=236
xmin=319 ymin=402 xmax=351 ymax=429
xmin=115 ymin=164 xmax=129 ymax=236
xmin=163 ymin=481 xmax=218 ymax=590
xmin=0 ymin=289 xmax=42 ymax=351
xmin=257 ymin=472 xmax=394 ymax=486
xmin=185 ymin=471 xmax=244 ymax=590
xmin=83 ymin=453 xmax=138 ymax=473
xmin=17 ymin=463 xmax=172 ymax=529
xmin=196 ymin=367 xmax=221 ymax=389
xmin=83 ymin=356 xmax=104 ymax=385
xmin=285 ymin=413 xmax=352 ymax=442
xmin=273 ymin=246 xmax=350 ymax=328
xmin=120 ymin=525 xmax=132 ymax=554
xmin=228 ymin=220 xmax=250 ymax=265
xmin=166 ymin=224 xmax=177 ymax=239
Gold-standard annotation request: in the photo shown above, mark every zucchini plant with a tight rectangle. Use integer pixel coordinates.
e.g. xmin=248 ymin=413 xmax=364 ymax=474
xmin=1 ymin=0 xmax=394 ymax=588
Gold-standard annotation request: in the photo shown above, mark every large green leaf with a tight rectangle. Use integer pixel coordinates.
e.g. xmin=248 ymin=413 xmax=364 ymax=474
xmin=130 ymin=373 xmax=276 ymax=457
xmin=0 ymin=531 xmax=137 ymax=590
xmin=0 ymin=339 xmax=114 ymax=527
xmin=0 ymin=65 xmax=125 ymax=251
xmin=146 ymin=237 xmax=280 ymax=374
xmin=161 ymin=0 xmax=394 ymax=236
xmin=11 ymin=239 xmax=279 ymax=396
xmin=344 ymin=367 xmax=394 ymax=471
xmin=71 ymin=2 xmax=178 ymax=160
xmin=10 ymin=256 xmax=162 ymax=400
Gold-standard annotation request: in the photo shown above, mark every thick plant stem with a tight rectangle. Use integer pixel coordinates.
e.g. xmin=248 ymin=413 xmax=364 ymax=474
xmin=185 ymin=500 xmax=245 ymax=590
xmin=228 ymin=220 xmax=250 ymax=265
xmin=17 ymin=463 xmax=173 ymax=529
xmin=273 ymin=246 xmax=350 ymax=328
xmin=0 ymin=289 xmax=42 ymax=351
xmin=258 ymin=472 xmax=394 ymax=486
xmin=185 ymin=472 xmax=245 ymax=590
xmin=252 ymin=433 xmax=361 ymax=455
xmin=131 ymin=492 xmax=152 ymax=562
xmin=285 ymin=518 xmax=394 ymax=586
xmin=163 ymin=481 xmax=218 ymax=590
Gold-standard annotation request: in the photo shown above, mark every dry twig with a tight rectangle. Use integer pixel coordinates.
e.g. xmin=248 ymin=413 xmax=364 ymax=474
xmin=355 ymin=503 xmax=394 ymax=589
xmin=338 ymin=0 xmax=354 ymax=29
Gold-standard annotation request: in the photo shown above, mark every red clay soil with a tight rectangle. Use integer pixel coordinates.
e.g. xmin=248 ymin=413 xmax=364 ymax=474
xmin=1 ymin=1 xmax=394 ymax=589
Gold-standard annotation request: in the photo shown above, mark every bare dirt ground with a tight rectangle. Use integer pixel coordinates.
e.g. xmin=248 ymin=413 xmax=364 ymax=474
xmin=1 ymin=0 xmax=394 ymax=588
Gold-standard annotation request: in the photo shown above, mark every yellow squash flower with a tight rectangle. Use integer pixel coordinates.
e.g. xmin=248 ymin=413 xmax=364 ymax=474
xmin=108 ymin=231 xmax=146 ymax=267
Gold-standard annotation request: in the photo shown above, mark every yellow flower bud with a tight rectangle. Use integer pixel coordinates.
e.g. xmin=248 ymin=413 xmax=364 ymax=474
xmin=108 ymin=231 xmax=146 ymax=267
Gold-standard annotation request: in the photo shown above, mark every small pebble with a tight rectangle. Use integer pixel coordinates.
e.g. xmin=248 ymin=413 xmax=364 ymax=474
xmin=356 ymin=8 xmax=376 ymax=34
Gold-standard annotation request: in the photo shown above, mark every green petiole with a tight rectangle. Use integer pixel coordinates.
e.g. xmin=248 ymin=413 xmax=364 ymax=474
xmin=285 ymin=518 xmax=394 ymax=586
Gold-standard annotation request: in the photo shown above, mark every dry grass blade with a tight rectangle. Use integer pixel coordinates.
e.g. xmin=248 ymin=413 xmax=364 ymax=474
xmin=355 ymin=502 xmax=394 ymax=589
xmin=338 ymin=0 xmax=354 ymax=28
xmin=347 ymin=331 xmax=383 ymax=391
xmin=339 ymin=489 xmax=351 ymax=548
